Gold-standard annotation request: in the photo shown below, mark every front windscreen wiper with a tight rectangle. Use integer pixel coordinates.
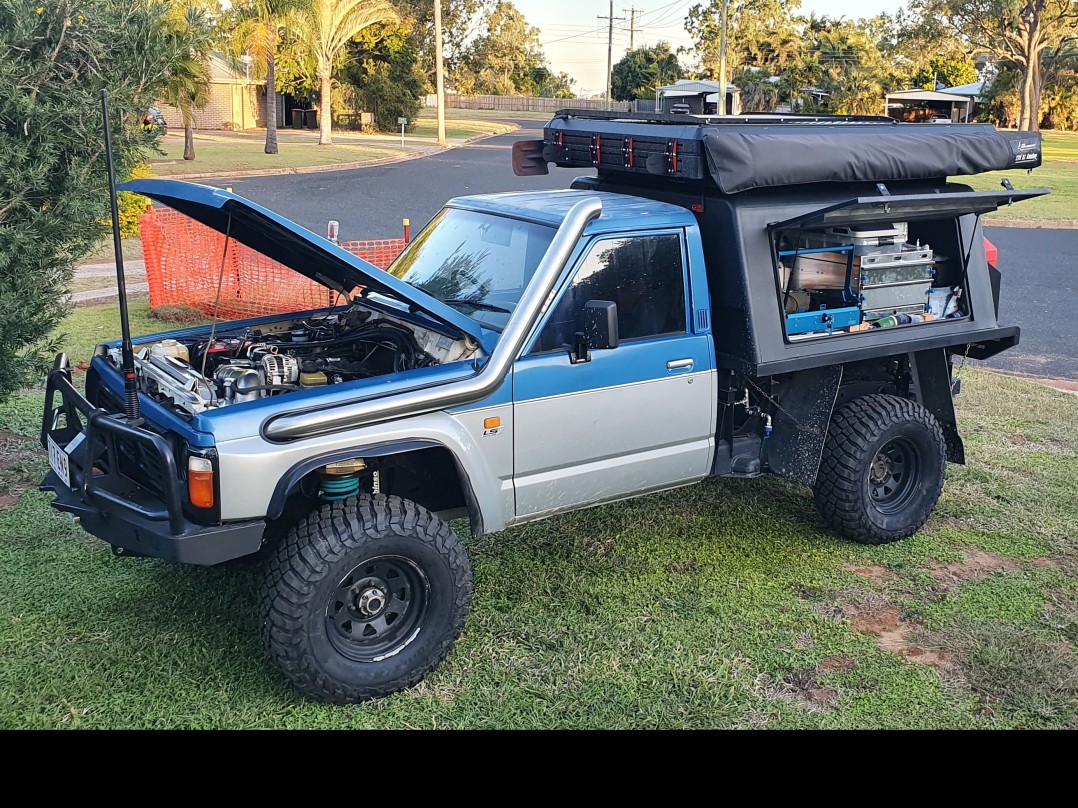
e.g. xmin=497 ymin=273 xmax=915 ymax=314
xmin=442 ymin=299 xmax=514 ymax=314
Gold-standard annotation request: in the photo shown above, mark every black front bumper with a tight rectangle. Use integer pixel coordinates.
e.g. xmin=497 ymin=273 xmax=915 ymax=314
xmin=40 ymin=356 xmax=265 ymax=566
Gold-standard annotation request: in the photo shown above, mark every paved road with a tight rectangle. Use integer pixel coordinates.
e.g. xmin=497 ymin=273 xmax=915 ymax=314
xmin=216 ymin=118 xmax=575 ymax=241
xmin=212 ymin=118 xmax=1078 ymax=381
xmin=982 ymin=227 xmax=1077 ymax=381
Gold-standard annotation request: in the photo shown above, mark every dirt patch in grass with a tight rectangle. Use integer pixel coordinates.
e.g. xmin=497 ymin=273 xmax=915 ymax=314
xmin=817 ymin=655 xmax=857 ymax=673
xmin=827 ymin=590 xmax=958 ymax=671
xmin=928 ymin=548 xmax=1021 ymax=591
xmin=0 ymin=429 xmax=42 ymax=502
xmin=757 ymin=668 xmax=840 ymax=713
xmin=844 ymin=562 xmax=892 ymax=582
xmin=150 ymin=305 xmax=208 ymax=324
xmin=760 ymin=656 xmax=859 ymax=713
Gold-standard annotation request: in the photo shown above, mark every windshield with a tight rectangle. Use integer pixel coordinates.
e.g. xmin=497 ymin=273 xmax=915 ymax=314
xmin=390 ymin=208 xmax=556 ymax=331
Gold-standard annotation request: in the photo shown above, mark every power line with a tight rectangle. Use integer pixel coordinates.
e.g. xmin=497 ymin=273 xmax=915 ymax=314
xmin=541 ymin=26 xmax=605 ymax=45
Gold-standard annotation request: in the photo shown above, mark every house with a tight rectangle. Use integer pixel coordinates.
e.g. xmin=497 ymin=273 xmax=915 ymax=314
xmin=156 ymin=52 xmax=285 ymax=131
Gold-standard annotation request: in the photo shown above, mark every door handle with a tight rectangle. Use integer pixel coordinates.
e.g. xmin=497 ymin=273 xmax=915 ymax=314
xmin=667 ymin=358 xmax=694 ymax=371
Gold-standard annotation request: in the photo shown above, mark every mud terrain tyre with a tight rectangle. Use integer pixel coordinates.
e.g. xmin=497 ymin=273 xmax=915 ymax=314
xmin=813 ymin=394 xmax=946 ymax=545
xmin=261 ymin=494 xmax=472 ymax=703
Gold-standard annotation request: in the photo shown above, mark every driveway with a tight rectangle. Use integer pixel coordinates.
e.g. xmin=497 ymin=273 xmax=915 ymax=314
xmin=209 ymin=118 xmax=1078 ymax=381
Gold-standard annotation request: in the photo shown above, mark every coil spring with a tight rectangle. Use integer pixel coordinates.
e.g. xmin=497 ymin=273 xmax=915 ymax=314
xmin=319 ymin=475 xmax=360 ymax=501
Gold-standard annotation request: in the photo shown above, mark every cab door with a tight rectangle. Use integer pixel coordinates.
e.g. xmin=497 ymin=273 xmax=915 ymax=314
xmin=511 ymin=231 xmax=714 ymax=519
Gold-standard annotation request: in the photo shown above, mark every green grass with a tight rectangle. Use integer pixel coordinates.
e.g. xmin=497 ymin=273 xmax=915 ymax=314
xmin=149 ymin=133 xmax=403 ymax=176
xmin=79 ymin=238 xmax=143 ymax=265
xmin=411 ymin=108 xmax=517 ymax=140
xmin=963 ymin=129 xmax=1078 ymax=223
xmin=0 ymin=303 xmax=1075 ymax=727
xmin=68 ymin=273 xmax=145 ymax=295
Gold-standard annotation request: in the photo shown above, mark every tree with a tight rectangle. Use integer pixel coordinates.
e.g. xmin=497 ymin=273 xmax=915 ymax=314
xmin=161 ymin=1 xmax=215 ymax=160
xmin=530 ymin=66 xmax=575 ymax=98
xmin=0 ymin=0 xmax=178 ymax=400
xmin=225 ymin=0 xmax=299 ymax=154
xmin=931 ymin=0 xmax=1078 ymax=130
xmin=911 ymin=54 xmax=978 ymax=89
xmin=343 ymin=20 xmax=428 ymax=132
xmin=733 ymin=69 xmax=781 ymax=110
xmin=611 ymin=42 xmax=683 ymax=101
xmin=292 ymin=0 xmax=398 ymax=145
xmin=403 ymin=0 xmax=489 ymax=82
xmin=685 ymin=0 xmax=802 ymax=78
xmin=458 ymin=0 xmax=544 ymax=95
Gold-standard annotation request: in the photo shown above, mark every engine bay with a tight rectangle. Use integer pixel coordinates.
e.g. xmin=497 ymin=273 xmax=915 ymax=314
xmin=107 ymin=305 xmax=480 ymax=418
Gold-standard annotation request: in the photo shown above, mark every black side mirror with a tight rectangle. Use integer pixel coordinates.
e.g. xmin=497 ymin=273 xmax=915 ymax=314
xmin=584 ymin=300 xmax=619 ymax=349
xmin=565 ymin=301 xmax=618 ymax=364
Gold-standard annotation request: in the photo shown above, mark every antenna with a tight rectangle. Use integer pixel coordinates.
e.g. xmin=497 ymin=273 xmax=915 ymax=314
xmin=100 ymin=89 xmax=140 ymax=421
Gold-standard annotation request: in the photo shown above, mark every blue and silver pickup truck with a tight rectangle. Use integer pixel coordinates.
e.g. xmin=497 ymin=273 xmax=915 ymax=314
xmin=41 ymin=111 xmax=1045 ymax=702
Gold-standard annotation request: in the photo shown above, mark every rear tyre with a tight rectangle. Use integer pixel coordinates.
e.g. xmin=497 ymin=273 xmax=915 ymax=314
xmin=261 ymin=494 xmax=471 ymax=704
xmin=813 ymin=394 xmax=946 ymax=545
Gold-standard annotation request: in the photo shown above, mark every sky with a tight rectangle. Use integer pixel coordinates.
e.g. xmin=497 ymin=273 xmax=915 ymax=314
xmin=513 ymin=0 xmax=906 ymax=96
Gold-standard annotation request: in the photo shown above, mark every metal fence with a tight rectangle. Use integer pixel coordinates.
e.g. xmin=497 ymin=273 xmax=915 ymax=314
xmin=424 ymin=94 xmax=633 ymax=114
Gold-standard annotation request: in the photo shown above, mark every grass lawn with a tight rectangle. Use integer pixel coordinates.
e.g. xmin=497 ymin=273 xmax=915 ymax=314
xmin=149 ymin=133 xmax=403 ymax=177
xmin=963 ymin=129 xmax=1078 ymax=223
xmin=0 ymin=302 xmax=1075 ymax=728
xmin=68 ymin=273 xmax=145 ymax=295
xmin=411 ymin=108 xmax=517 ymax=140
xmin=79 ymin=238 xmax=143 ymax=266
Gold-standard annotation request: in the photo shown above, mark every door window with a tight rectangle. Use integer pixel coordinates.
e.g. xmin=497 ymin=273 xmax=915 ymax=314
xmin=533 ymin=233 xmax=686 ymax=353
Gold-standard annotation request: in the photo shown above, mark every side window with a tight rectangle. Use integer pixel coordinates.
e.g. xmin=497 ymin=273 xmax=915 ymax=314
xmin=534 ymin=233 xmax=686 ymax=353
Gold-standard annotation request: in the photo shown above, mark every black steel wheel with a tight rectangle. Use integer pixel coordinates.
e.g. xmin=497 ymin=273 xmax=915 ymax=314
xmin=261 ymin=495 xmax=471 ymax=704
xmin=868 ymin=437 xmax=920 ymax=513
xmin=324 ymin=555 xmax=430 ymax=662
xmin=814 ymin=394 xmax=946 ymax=545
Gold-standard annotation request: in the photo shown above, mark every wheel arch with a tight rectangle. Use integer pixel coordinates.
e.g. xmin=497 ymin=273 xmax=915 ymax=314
xmin=266 ymin=439 xmax=485 ymax=536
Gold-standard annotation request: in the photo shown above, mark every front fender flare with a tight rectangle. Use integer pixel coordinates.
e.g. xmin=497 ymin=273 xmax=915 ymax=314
xmin=264 ymin=438 xmax=485 ymax=535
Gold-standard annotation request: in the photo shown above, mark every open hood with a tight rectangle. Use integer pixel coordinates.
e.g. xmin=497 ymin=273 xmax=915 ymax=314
xmin=120 ymin=179 xmax=487 ymax=345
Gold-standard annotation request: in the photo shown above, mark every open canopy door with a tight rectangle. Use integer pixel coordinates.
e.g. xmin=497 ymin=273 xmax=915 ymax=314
xmin=770 ymin=189 xmax=1049 ymax=231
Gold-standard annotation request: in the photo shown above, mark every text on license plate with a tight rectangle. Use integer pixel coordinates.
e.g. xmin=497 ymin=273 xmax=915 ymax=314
xmin=48 ymin=435 xmax=71 ymax=489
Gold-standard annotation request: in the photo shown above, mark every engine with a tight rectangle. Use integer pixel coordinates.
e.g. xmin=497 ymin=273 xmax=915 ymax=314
xmin=110 ymin=307 xmax=479 ymax=417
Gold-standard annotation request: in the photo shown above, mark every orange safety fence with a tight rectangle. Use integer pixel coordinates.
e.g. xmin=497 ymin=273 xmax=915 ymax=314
xmin=139 ymin=206 xmax=409 ymax=319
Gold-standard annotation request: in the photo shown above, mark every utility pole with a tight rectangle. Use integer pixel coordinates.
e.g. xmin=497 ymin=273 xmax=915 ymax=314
xmin=598 ymin=1 xmax=625 ymax=110
xmin=628 ymin=6 xmax=642 ymax=51
xmin=434 ymin=0 xmax=446 ymax=146
xmin=717 ymin=0 xmax=730 ymax=115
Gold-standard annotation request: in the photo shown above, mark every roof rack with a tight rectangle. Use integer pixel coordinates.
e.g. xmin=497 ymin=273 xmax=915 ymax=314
xmin=554 ymin=108 xmax=898 ymax=126
xmin=527 ymin=110 xmax=1042 ymax=193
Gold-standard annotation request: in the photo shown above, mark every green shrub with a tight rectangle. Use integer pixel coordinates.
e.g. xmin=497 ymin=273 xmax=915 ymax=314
xmin=117 ymin=164 xmax=152 ymax=239
xmin=0 ymin=0 xmax=177 ymax=401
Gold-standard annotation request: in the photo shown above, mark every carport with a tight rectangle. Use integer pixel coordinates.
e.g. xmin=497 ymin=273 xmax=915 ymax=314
xmin=884 ymin=88 xmax=974 ymax=123
xmin=656 ymin=80 xmax=741 ymax=116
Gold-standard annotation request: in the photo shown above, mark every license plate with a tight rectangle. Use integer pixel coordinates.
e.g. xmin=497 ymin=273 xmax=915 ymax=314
xmin=47 ymin=435 xmax=71 ymax=489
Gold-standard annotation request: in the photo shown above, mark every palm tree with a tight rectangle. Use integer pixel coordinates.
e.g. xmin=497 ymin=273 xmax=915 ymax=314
xmin=162 ymin=1 xmax=215 ymax=161
xmin=293 ymin=0 xmax=398 ymax=146
xmin=228 ymin=0 xmax=298 ymax=154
